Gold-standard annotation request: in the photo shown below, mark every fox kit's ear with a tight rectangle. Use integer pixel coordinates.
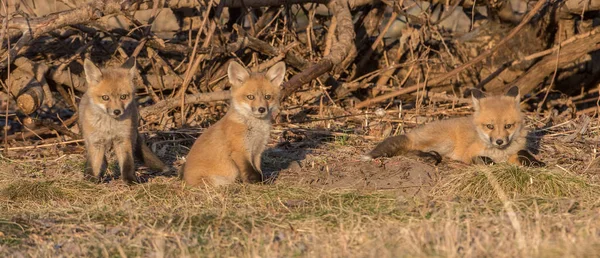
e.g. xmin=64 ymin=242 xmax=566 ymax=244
xmin=265 ymin=62 xmax=286 ymax=86
xmin=84 ymin=59 xmax=103 ymax=86
xmin=121 ymin=57 xmax=137 ymax=79
xmin=506 ymin=86 xmax=520 ymax=98
xmin=121 ymin=57 xmax=136 ymax=69
xmin=470 ymin=88 xmax=485 ymax=111
xmin=228 ymin=61 xmax=250 ymax=88
xmin=505 ymin=85 xmax=520 ymax=106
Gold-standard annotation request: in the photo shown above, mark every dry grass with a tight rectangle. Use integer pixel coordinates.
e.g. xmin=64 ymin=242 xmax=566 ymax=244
xmin=432 ymin=164 xmax=600 ymax=200
xmin=1 ymin=152 xmax=600 ymax=257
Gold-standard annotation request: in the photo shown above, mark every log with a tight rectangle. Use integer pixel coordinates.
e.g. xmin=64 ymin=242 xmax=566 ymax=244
xmin=504 ymin=26 xmax=600 ymax=95
xmin=7 ymin=66 xmax=44 ymax=115
xmin=1 ymin=0 xmax=134 ymax=71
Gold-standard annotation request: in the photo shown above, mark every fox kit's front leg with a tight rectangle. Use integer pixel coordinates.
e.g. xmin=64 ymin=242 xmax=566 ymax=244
xmin=114 ymin=138 xmax=138 ymax=184
xmin=251 ymin=151 xmax=265 ymax=183
xmin=84 ymin=141 xmax=107 ymax=183
xmin=509 ymin=150 xmax=545 ymax=167
xmin=232 ymin=152 xmax=262 ymax=183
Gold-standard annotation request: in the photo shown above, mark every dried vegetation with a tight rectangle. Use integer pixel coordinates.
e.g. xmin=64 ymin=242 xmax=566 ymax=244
xmin=1 ymin=0 xmax=600 ymax=257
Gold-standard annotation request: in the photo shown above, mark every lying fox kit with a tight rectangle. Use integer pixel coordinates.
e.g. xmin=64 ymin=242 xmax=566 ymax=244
xmin=362 ymin=86 xmax=544 ymax=167
xmin=181 ymin=61 xmax=286 ymax=186
xmin=79 ymin=58 xmax=166 ymax=184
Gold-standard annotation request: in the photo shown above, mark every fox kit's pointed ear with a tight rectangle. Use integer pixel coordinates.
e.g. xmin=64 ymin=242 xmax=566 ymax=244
xmin=265 ymin=62 xmax=286 ymax=86
xmin=84 ymin=59 xmax=103 ymax=86
xmin=506 ymin=85 xmax=520 ymax=106
xmin=121 ymin=57 xmax=137 ymax=79
xmin=470 ymin=88 xmax=485 ymax=111
xmin=228 ymin=61 xmax=250 ymax=88
xmin=121 ymin=57 xmax=136 ymax=69
xmin=506 ymin=86 xmax=520 ymax=98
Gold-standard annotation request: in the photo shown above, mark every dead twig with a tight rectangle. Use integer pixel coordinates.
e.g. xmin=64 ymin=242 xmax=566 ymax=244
xmin=355 ymin=0 xmax=549 ymax=109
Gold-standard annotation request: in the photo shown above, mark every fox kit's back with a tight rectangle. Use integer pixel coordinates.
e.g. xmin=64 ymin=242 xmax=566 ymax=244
xmin=181 ymin=61 xmax=286 ymax=187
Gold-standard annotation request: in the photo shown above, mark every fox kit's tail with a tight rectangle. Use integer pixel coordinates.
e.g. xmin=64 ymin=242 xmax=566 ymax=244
xmin=361 ymin=135 xmax=412 ymax=161
xmin=135 ymin=135 xmax=167 ymax=172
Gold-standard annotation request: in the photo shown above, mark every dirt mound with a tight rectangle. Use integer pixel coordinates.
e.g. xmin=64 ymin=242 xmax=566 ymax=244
xmin=275 ymin=154 xmax=439 ymax=197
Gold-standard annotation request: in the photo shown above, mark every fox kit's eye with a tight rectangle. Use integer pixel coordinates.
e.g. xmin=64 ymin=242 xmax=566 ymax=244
xmin=247 ymin=95 xmax=255 ymax=100
xmin=486 ymin=124 xmax=494 ymax=130
xmin=101 ymin=95 xmax=109 ymax=101
xmin=120 ymin=94 xmax=128 ymax=100
xmin=504 ymin=124 xmax=513 ymax=129
xmin=264 ymin=94 xmax=271 ymax=100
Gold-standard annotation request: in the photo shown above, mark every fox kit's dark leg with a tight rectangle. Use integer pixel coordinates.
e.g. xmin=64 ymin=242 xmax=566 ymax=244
xmin=363 ymin=135 xmax=412 ymax=160
xmin=114 ymin=139 xmax=138 ymax=184
xmin=231 ymin=152 xmax=262 ymax=183
xmin=409 ymin=150 xmax=442 ymax=165
xmin=84 ymin=142 xmax=107 ymax=183
xmin=472 ymin=156 xmax=495 ymax=165
xmin=252 ymin=154 xmax=265 ymax=183
xmin=363 ymin=135 xmax=442 ymax=165
xmin=513 ymin=150 xmax=545 ymax=167
xmin=177 ymin=163 xmax=185 ymax=180
xmin=135 ymin=134 xmax=167 ymax=172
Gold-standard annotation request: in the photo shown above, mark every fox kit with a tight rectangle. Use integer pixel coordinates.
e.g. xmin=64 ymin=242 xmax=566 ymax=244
xmin=79 ymin=58 xmax=166 ymax=184
xmin=362 ymin=86 xmax=544 ymax=167
xmin=181 ymin=61 xmax=286 ymax=186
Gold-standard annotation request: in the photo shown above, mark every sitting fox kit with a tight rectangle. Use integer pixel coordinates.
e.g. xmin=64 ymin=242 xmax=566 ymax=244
xmin=181 ymin=61 xmax=286 ymax=186
xmin=363 ymin=86 xmax=544 ymax=167
xmin=79 ymin=58 xmax=166 ymax=184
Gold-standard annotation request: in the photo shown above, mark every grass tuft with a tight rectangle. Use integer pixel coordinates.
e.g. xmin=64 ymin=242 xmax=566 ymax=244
xmin=1 ymin=180 xmax=66 ymax=202
xmin=432 ymin=164 xmax=599 ymax=200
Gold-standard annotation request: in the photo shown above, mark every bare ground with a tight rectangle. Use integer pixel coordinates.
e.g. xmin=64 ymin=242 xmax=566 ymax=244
xmin=1 ymin=116 xmax=600 ymax=257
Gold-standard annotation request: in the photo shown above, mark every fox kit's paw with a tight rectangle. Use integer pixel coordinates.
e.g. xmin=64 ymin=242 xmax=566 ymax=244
xmin=472 ymin=156 xmax=495 ymax=165
xmin=517 ymin=150 xmax=545 ymax=167
xmin=83 ymin=174 xmax=102 ymax=184
xmin=414 ymin=151 xmax=442 ymax=165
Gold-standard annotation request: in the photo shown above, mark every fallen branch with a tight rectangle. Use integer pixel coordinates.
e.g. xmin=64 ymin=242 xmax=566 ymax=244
xmin=1 ymin=0 xmax=134 ymax=71
xmin=140 ymin=91 xmax=231 ymax=121
xmin=1 ymin=114 xmax=78 ymax=142
xmin=166 ymin=0 xmax=379 ymax=8
xmin=354 ymin=0 xmax=549 ymax=109
xmin=235 ymin=24 xmax=308 ymax=70
xmin=281 ymin=0 xmax=355 ymax=99
xmin=508 ymin=27 xmax=600 ymax=95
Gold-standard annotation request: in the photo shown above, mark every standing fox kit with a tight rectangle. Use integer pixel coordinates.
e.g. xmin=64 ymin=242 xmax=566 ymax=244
xmin=363 ymin=86 xmax=544 ymax=166
xmin=79 ymin=58 xmax=166 ymax=184
xmin=181 ymin=61 xmax=286 ymax=186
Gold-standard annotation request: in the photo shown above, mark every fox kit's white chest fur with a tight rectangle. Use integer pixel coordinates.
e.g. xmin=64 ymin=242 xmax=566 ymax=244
xmin=79 ymin=94 xmax=136 ymax=145
xmin=245 ymin=118 xmax=271 ymax=169
xmin=477 ymin=129 xmax=526 ymax=162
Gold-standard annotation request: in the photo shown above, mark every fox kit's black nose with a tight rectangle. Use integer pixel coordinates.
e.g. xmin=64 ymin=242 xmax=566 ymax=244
xmin=258 ymin=107 xmax=266 ymax=113
xmin=113 ymin=110 xmax=122 ymax=116
xmin=496 ymin=139 xmax=504 ymax=145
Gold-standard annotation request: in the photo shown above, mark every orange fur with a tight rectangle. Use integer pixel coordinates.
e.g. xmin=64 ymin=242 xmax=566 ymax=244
xmin=79 ymin=58 xmax=166 ymax=184
xmin=181 ymin=61 xmax=286 ymax=186
xmin=363 ymin=86 xmax=544 ymax=167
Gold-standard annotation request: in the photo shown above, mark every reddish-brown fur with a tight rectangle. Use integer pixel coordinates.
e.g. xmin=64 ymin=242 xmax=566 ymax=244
xmin=363 ymin=86 xmax=544 ymax=167
xmin=181 ymin=61 xmax=286 ymax=186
